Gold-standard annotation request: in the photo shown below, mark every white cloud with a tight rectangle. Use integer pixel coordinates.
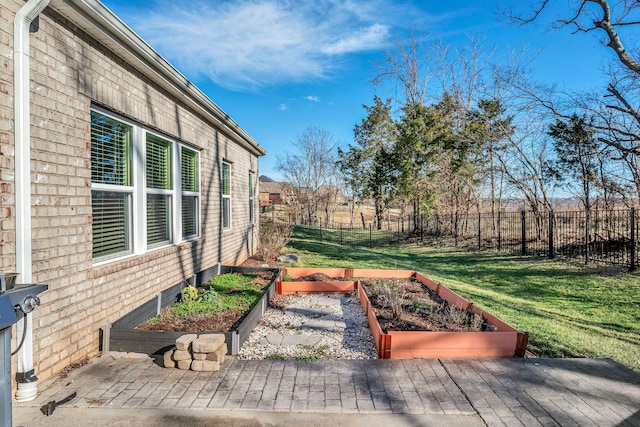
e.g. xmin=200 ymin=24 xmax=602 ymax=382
xmin=124 ymin=0 xmax=408 ymax=91
xmin=305 ymin=96 xmax=320 ymax=102
xmin=279 ymin=103 xmax=288 ymax=111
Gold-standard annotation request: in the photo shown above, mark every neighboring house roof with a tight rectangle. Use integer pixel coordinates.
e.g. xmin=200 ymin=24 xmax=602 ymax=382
xmin=260 ymin=181 xmax=291 ymax=194
xmin=259 ymin=175 xmax=276 ymax=183
xmin=47 ymin=0 xmax=266 ymax=157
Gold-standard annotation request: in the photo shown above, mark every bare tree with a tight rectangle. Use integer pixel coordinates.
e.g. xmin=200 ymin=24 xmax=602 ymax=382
xmin=277 ymin=126 xmax=339 ymax=225
xmin=506 ymin=0 xmax=640 ymax=202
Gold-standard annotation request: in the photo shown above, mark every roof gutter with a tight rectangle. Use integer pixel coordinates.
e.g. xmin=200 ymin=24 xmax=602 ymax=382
xmin=13 ymin=0 xmax=50 ymax=403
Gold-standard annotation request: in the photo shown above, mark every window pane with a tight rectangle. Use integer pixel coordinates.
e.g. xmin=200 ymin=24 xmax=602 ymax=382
xmin=181 ymin=148 xmax=198 ymax=192
xmin=223 ymin=197 xmax=231 ymax=229
xmin=91 ymin=191 xmax=130 ymax=258
xmin=91 ymin=112 xmax=132 ymax=186
xmin=182 ymin=195 xmax=198 ymax=238
xmin=222 ymin=163 xmax=230 ymax=195
xmin=147 ymin=194 xmax=171 ymax=245
xmin=146 ymin=134 xmax=172 ymax=189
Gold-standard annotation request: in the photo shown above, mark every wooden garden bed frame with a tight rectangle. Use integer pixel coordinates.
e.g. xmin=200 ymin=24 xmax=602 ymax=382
xmin=279 ymin=267 xmax=528 ymax=359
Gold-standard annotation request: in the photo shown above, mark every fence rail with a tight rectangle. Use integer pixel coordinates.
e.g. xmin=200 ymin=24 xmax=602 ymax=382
xmin=271 ymin=208 xmax=639 ymax=271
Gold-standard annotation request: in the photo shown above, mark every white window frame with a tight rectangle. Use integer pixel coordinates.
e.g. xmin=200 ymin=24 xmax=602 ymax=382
xmin=222 ymin=162 xmax=232 ymax=230
xmin=180 ymin=146 xmax=201 ymax=240
xmin=249 ymin=171 xmax=255 ymax=224
xmin=145 ymin=132 xmax=174 ymax=249
xmin=90 ymin=108 xmax=201 ymax=263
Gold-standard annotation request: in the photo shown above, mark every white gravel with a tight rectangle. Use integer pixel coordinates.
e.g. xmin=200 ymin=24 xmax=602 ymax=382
xmin=237 ymin=293 xmax=378 ymax=360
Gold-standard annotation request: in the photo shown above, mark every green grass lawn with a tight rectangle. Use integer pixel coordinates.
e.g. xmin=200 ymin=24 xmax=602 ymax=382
xmin=285 ymin=226 xmax=640 ymax=371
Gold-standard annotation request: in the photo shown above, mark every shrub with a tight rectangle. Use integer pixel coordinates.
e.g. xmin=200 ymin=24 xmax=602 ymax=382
xmin=256 ymin=221 xmax=292 ymax=261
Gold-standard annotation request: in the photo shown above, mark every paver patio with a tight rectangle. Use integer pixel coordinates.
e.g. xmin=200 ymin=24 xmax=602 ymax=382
xmin=12 ymin=354 xmax=640 ymax=426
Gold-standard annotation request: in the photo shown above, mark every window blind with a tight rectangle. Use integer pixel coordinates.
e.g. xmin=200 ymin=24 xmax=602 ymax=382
xmin=182 ymin=195 xmax=198 ymax=238
xmin=91 ymin=112 xmax=132 ymax=186
xmin=91 ymin=191 xmax=130 ymax=258
xmin=147 ymin=194 xmax=171 ymax=245
xmin=222 ymin=163 xmax=231 ymax=195
xmin=181 ymin=148 xmax=198 ymax=192
xmin=146 ymin=134 xmax=172 ymax=189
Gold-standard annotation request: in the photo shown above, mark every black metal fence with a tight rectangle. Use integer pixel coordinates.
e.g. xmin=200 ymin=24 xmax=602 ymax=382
xmin=282 ymin=208 xmax=639 ymax=271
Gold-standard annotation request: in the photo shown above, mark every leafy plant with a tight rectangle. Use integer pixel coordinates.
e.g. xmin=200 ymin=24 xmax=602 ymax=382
xmin=160 ymin=273 xmax=271 ymax=317
xmin=181 ymin=285 xmax=198 ymax=301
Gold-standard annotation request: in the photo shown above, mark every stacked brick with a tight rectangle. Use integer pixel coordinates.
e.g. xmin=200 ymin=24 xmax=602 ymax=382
xmin=163 ymin=334 xmax=227 ymax=372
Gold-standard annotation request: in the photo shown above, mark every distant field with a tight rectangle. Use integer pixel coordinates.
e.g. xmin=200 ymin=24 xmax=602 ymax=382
xmin=261 ymin=204 xmax=406 ymax=226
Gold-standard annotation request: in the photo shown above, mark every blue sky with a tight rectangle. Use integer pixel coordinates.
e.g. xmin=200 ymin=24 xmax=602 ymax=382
xmin=100 ymin=0 xmax=609 ymax=181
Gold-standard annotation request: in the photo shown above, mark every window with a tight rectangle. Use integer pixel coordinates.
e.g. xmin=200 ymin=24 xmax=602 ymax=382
xmin=181 ymin=147 xmax=199 ymax=239
xmin=90 ymin=111 xmax=133 ymax=259
xmin=222 ymin=162 xmax=231 ymax=230
xmin=248 ymin=172 xmax=255 ymax=224
xmin=146 ymin=134 xmax=173 ymax=247
xmin=90 ymin=109 xmax=201 ymax=261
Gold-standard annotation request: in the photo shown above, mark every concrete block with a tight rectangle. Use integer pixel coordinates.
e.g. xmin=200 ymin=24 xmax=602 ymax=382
xmin=192 ymin=334 xmax=225 ymax=353
xmin=163 ymin=348 xmax=176 ymax=368
xmin=191 ymin=360 xmax=220 ymax=372
xmin=192 ymin=352 xmax=207 ymax=360
xmin=176 ymin=359 xmax=192 ymax=370
xmin=176 ymin=334 xmax=198 ymax=351
xmin=205 ymin=343 xmax=228 ymax=362
xmin=173 ymin=349 xmax=192 ymax=361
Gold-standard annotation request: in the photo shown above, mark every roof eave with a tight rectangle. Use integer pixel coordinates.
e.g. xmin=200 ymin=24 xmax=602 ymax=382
xmin=48 ymin=0 xmax=266 ymax=156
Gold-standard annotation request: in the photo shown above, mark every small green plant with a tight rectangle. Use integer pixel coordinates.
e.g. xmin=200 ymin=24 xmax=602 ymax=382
xmin=200 ymin=288 xmax=221 ymax=311
xmin=410 ymin=300 xmax=434 ymax=312
xmin=282 ymin=273 xmax=295 ymax=282
xmin=166 ymin=273 xmax=270 ymax=317
xmin=266 ymin=354 xmax=285 ymax=360
xmin=295 ymin=354 xmax=322 ymax=361
xmin=181 ymin=285 xmax=198 ymax=301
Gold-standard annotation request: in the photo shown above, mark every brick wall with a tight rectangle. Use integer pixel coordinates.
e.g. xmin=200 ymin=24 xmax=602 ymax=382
xmin=2 ymin=1 xmax=261 ymax=382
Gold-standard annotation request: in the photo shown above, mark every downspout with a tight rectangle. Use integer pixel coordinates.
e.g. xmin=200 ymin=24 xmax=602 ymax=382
xmin=13 ymin=0 xmax=50 ymax=402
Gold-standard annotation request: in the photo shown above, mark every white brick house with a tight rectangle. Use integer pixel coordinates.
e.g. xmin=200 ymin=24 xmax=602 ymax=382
xmin=1 ymin=0 xmax=265 ymax=394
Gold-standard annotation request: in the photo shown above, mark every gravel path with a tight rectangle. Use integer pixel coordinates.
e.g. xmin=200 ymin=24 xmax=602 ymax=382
xmin=237 ymin=293 xmax=378 ymax=360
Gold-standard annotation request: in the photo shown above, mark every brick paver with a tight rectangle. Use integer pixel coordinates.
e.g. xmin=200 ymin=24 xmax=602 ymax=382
xmin=18 ymin=355 xmax=640 ymax=427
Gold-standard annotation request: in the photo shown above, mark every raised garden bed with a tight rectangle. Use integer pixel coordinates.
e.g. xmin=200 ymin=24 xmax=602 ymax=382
xmin=103 ymin=265 xmax=280 ymax=355
xmin=278 ymin=268 xmax=528 ymax=359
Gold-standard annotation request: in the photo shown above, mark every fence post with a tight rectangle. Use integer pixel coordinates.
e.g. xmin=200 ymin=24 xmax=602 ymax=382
xmin=630 ymin=207 xmax=636 ymax=272
xmin=369 ymin=223 xmax=372 ymax=248
xmin=340 ymin=225 xmax=343 ymax=246
xmin=521 ymin=211 xmax=526 ymax=255
xmin=478 ymin=212 xmax=481 ymax=249
xmin=319 ymin=222 xmax=323 ymax=242
xmin=585 ymin=208 xmax=590 ymax=266
xmin=548 ymin=211 xmax=555 ymax=259
xmin=497 ymin=212 xmax=502 ymax=251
